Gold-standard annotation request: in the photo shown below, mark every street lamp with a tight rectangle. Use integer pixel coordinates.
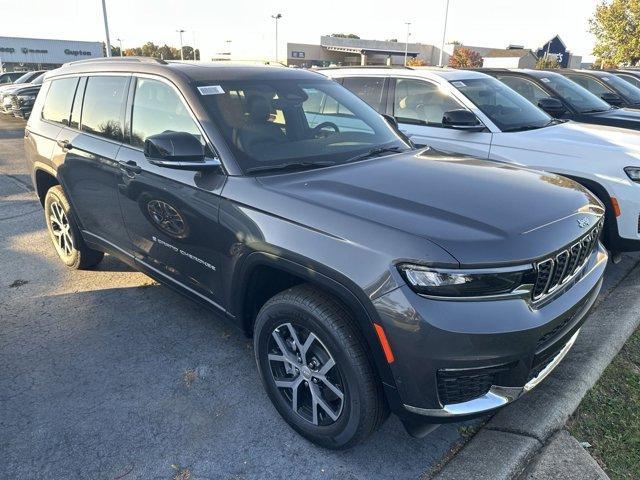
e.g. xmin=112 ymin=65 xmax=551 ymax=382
xmin=176 ymin=29 xmax=185 ymax=61
xmin=271 ymin=13 xmax=282 ymax=63
xmin=438 ymin=0 xmax=451 ymax=67
xmin=101 ymin=0 xmax=112 ymax=57
xmin=117 ymin=38 xmax=123 ymax=57
xmin=404 ymin=22 xmax=411 ymax=66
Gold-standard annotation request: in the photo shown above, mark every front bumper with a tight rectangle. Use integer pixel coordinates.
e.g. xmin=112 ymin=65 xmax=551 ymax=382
xmin=372 ymin=245 xmax=607 ymax=421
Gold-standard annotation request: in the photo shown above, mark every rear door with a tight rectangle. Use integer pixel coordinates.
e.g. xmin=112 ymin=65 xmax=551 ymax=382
xmin=55 ymin=74 xmax=131 ymax=250
xmin=390 ymin=77 xmax=492 ymax=157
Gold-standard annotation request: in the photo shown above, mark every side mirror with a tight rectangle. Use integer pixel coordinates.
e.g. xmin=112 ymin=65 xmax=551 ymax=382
xmin=442 ymin=110 xmax=485 ymax=132
xmin=144 ymin=131 xmax=220 ymax=171
xmin=601 ymin=92 xmax=624 ymax=107
xmin=537 ymin=98 xmax=566 ymax=117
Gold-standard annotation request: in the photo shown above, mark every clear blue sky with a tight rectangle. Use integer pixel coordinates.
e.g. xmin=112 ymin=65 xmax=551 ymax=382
xmin=2 ymin=0 xmax=601 ymax=61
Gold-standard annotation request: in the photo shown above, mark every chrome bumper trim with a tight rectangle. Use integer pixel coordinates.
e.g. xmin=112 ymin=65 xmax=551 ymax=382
xmin=404 ymin=329 xmax=580 ymax=418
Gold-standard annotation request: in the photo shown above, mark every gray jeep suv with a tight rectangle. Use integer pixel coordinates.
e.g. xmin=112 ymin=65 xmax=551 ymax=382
xmin=25 ymin=58 xmax=607 ymax=448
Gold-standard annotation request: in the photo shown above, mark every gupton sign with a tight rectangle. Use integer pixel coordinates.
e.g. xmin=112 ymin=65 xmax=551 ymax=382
xmin=0 ymin=46 xmax=92 ymax=57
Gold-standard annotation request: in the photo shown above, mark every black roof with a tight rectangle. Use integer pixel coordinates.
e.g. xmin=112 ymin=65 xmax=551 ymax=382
xmin=48 ymin=57 xmax=325 ymax=83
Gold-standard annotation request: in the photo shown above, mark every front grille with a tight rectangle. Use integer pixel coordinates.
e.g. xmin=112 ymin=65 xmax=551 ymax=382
xmin=532 ymin=220 xmax=603 ymax=302
xmin=437 ymin=364 xmax=513 ymax=405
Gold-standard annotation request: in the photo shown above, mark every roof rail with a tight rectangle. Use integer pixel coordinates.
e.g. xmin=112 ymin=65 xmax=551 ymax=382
xmin=315 ymin=65 xmax=414 ymax=70
xmin=62 ymin=56 xmax=168 ymax=68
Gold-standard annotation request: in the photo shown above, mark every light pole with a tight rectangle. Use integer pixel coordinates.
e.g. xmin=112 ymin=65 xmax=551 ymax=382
xmin=271 ymin=13 xmax=282 ymax=63
xmin=176 ymin=29 xmax=185 ymax=60
xmin=438 ymin=0 xmax=450 ymax=67
xmin=404 ymin=22 xmax=411 ymax=66
xmin=101 ymin=0 xmax=112 ymax=57
xmin=117 ymin=38 xmax=123 ymax=57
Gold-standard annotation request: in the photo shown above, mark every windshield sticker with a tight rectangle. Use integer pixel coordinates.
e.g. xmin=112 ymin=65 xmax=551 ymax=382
xmin=198 ymin=85 xmax=225 ymax=95
xmin=451 ymin=81 xmax=466 ymax=88
xmin=541 ymin=77 xmax=551 ymax=83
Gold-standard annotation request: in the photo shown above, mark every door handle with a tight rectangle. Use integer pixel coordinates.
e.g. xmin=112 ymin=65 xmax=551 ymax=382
xmin=120 ymin=160 xmax=142 ymax=174
xmin=56 ymin=139 xmax=72 ymax=150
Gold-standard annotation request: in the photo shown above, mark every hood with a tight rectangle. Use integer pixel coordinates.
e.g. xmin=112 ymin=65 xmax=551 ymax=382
xmin=585 ymin=107 xmax=640 ymax=129
xmin=258 ymin=149 xmax=601 ymax=266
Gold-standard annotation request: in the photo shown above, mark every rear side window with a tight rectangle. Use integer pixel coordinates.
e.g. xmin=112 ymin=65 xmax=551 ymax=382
xmin=342 ymin=77 xmax=385 ymax=112
xmin=81 ymin=76 xmax=128 ymax=141
xmin=130 ymin=78 xmax=200 ymax=148
xmin=41 ymin=78 xmax=79 ymax=126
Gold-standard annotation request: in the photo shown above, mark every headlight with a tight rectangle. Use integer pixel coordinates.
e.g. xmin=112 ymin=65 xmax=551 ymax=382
xmin=624 ymin=166 xmax=640 ymax=182
xmin=398 ymin=264 xmax=534 ymax=297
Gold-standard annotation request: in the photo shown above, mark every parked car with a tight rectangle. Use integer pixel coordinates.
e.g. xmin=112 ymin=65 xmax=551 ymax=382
xmin=323 ymin=67 xmax=640 ymax=255
xmin=0 ymin=71 xmax=28 ymax=85
xmin=478 ymin=68 xmax=640 ymax=131
xmin=0 ymin=72 xmax=45 ymax=114
xmin=0 ymin=70 xmax=44 ymax=94
xmin=608 ymin=69 xmax=640 ymax=89
xmin=8 ymin=78 xmax=43 ymax=119
xmin=553 ymin=69 xmax=640 ymax=109
xmin=25 ymin=58 xmax=607 ymax=449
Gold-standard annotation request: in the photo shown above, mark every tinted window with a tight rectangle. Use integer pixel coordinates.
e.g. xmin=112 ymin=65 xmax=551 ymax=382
xmin=563 ymin=74 xmax=611 ymax=97
xmin=342 ymin=77 xmax=385 ymax=111
xmin=496 ymin=75 xmax=551 ymax=104
xmin=598 ymin=73 xmax=640 ymax=103
xmin=130 ymin=78 xmax=200 ymax=148
xmin=81 ymin=76 xmax=128 ymax=141
xmin=537 ymin=73 xmax=610 ymax=113
xmin=70 ymin=77 xmax=86 ymax=129
xmin=616 ymin=73 xmax=640 ymax=89
xmin=394 ymin=78 xmax=465 ymax=126
xmin=453 ymin=77 xmax=551 ymax=132
xmin=198 ymin=78 xmax=407 ymax=173
xmin=41 ymin=77 xmax=79 ymax=126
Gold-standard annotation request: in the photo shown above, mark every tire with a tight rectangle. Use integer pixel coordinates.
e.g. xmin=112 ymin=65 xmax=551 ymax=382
xmin=253 ymin=284 xmax=388 ymax=449
xmin=44 ymin=185 xmax=104 ymax=269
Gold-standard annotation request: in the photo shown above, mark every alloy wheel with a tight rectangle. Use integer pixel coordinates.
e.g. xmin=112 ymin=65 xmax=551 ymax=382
xmin=49 ymin=200 xmax=74 ymax=257
xmin=268 ymin=323 xmax=345 ymax=426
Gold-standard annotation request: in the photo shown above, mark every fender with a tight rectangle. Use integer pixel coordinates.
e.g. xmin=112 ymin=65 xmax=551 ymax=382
xmin=231 ymin=250 xmax=399 ymax=391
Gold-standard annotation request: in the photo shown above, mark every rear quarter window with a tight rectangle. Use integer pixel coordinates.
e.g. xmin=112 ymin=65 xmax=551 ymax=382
xmin=41 ymin=77 xmax=79 ymax=126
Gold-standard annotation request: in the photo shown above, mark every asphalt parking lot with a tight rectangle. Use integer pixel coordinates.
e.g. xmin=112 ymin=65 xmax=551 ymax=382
xmin=1 ymin=113 xmax=638 ymax=480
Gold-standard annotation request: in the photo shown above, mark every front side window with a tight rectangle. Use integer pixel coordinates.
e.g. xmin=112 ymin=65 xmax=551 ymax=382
xmin=342 ymin=76 xmax=385 ymax=111
xmin=81 ymin=76 xmax=128 ymax=141
xmin=598 ymin=73 xmax=640 ymax=104
xmin=130 ymin=78 xmax=201 ymax=148
xmin=496 ymin=75 xmax=552 ymax=104
xmin=41 ymin=77 xmax=79 ymax=126
xmin=453 ymin=77 xmax=551 ymax=132
xmin=198 ymin=78 xmax=407 ymax=173
xmin=563 ymin=74 xmax=611 ymax=97
xmin=394 ymin=78 xmax=465 ymax=126
xmin=537 ymin=73 xmax=611 ymax=113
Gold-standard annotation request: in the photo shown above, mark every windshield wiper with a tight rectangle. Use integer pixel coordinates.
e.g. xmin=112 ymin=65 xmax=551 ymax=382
xmin=246 ymin=160 xmax=336 ymax=175
xmin=345 ymin=146 xmax=405 ymax=164
xmin=502 ymin=119 xmax=562 ymax=132
xmin=580 ymin=108 xmax=610 ymax=114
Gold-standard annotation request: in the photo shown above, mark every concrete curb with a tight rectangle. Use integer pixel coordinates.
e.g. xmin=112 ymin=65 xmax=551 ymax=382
xmin=433 ymin=260 xmax=640 ymax=480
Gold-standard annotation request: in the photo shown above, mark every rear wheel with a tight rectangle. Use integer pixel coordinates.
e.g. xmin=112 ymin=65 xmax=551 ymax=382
xmin=44 ymin=185 xmax=104 ymax=269
xmin=254 ymin=284 xmax=387 ymax=449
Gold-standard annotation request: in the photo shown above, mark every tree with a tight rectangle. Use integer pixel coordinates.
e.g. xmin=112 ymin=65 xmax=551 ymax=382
xmin=535 ymin=56 xmax=560 ymax=69
xmin=590 ymin=0 xmax=640 ymax=66
xmin=406 ymin=57 xmax=427 ymax=66
xmin=448 ymin=47 xmax=483 ymax=68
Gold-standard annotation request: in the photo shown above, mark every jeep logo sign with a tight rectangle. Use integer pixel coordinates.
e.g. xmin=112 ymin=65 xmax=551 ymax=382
xmin=64 ymin=49 xmax=92 ymax=57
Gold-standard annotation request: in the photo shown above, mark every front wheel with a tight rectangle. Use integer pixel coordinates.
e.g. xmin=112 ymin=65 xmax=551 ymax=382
xmin=254 ymin=285 xmax=387 ymax=449
xmin=44 ymin=185 xmax=104 ymax=269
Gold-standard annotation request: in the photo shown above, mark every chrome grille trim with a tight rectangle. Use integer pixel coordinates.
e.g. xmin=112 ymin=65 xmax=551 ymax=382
xmin=532 ymin=220 xmax=603 ymax=302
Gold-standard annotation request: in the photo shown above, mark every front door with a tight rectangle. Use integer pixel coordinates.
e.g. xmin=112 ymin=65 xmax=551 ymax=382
xmin=391 ymin=77 xmax=492 ymax=157
xmin=115 ymin=76 xmax=227 ymax=308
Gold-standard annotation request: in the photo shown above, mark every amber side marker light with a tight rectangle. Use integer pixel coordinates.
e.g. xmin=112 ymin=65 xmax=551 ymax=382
xmin=373 ymin=323 xmax=395 ymax=363
xmin=611 ymin=197 xmax=621 ymax=217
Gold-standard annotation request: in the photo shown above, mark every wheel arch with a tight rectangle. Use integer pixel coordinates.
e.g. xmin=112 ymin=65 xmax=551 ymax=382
xmin=33 ymin=165 xmax=59 ymax=207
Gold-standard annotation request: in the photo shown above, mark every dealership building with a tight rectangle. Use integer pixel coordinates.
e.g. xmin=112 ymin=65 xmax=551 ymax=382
xmin=0 ymin=36 xmax=103 ymax=72
xmin=287 ymin=36 xmax=450 ymax=67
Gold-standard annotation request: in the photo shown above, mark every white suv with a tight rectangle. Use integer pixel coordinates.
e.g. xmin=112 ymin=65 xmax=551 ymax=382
xmin=322 ymin=67 xmax=640 ymax=254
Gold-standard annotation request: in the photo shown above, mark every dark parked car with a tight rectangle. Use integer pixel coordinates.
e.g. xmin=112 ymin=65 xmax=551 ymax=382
xmin=25 ymin=58 xmax=607 ymax=448
xmin=6 ymin=74 xmax=44 ymax=119
xmin=0 ymin=71 xmax=45 ymax=114
xmin=554 ymin=69 xmax=640 ymax=109
xmin=480 ymin=68 xmax=640 ymax=131
xmin=0 ymin=71 xmax=27 ymax=85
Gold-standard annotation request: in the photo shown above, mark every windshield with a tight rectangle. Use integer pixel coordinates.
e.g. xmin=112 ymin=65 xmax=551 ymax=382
xmin=451 ymin=77 xmax=551 ymax=132
xmin=30 ymin=74 xmax=45 ymax=86
xmin=598 ymin=73 xmax=640 ymax=104
xmin=13 ymin=72 xmax=34 ymax=84
xmin=538 ymin=74 xmax=611 ymax=113
xmin=198 ymin=78 xmax=409 ymax=174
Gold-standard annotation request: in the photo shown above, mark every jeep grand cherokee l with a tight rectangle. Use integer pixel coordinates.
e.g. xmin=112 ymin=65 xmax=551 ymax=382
xmin=25 ymin=58 xmax=607 ymax=449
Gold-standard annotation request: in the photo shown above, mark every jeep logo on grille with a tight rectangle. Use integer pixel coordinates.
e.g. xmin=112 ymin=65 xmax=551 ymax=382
xmin=577 ymin=217 xmax=590 ymax=228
